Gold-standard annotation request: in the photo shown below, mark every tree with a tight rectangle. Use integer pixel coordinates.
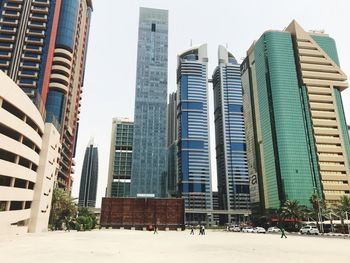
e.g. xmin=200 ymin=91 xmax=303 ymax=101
xmin=280 ymin=200 xmax=307 ymax=230
xmin=333 ymin=195 xmax=350 ymax=234
xmin=280 ymin=200 xmax=304 ymax=220
xmin=75 ymin=207 xmax=97 ymax=231
xmin=309 ymin=193 xmax=326 ymax=231
xmin=49 ymin=188 xmax=77 ymax=230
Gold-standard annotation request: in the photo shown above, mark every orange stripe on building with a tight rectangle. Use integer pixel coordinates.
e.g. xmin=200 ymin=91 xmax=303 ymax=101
xmin=40 ymin=0 xmax=62 ymax=105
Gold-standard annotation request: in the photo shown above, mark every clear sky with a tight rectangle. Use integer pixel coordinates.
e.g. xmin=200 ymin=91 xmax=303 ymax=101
xmin=72 ymin=0 xmax=350 ymax=207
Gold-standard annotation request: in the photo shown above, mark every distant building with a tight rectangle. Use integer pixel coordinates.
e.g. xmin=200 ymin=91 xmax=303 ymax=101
xmin=131 ymin=7 xmax=168 ymax=197
xmin=177 ymin=44 xmax=213 ymax=223
xmin=78 ymin=139 xmax=98 ymax=207
xmin=106 ymin=118 xmax=133 ymax=197
xmin=212 ymin=46 xmax=250 ymax=222
xmin=241 ymin=20 xmax=350 ymax=213
xmin=167 ymin=92 xmax=178 ymax=197
xmin=0 ymin=71 xmax=60 ymax=234
xmin=0 ymin=0 xmax=94 ymax=191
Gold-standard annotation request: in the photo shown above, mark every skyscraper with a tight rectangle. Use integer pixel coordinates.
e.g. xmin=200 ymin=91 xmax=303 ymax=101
xmin=106 ymin=118 xmax=133 ymax=197
xmin=167 ymin=92 xmax=178 ymax=197
xmin=131 ymin=7 xmax=168 ymax=197
xmin=0 ymin=0 xmax=93 ymax=191
xmin=212 ymin=46 xmax=250 ymax=219
xmin=78 ymin=139 xmax=98 ymax=207
xmin=241 ymin=20 xmax=350 ymax=213
xmin=177 ymin=44 xmax=213 ymax=223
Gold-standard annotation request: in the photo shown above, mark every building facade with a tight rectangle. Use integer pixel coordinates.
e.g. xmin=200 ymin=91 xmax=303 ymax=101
xmin=106 ymin=118 xmax=133 ymax=197
xmin=167 ymin=92 xmax=178 ymax=197
xmin=212 ymin=46 xmax=250 ymax=219
xmin=177 ymin=44 xmax=213 ymax=223
xmin=0 ymin=0 xmax=93 ymax=191
xmin=0 ymin=71 xmax=60 ymax=234
xmin=131 ymin=7 xmax=168 ymax=197
xmin=78 ymin=139 xmax=98 ymax=207
xmin=241 ymin=21 xmax=350 ymax=213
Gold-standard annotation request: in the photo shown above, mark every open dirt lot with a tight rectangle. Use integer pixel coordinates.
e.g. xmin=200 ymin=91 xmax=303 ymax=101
xmin=0 ymin=229 xmax=349 ymax=263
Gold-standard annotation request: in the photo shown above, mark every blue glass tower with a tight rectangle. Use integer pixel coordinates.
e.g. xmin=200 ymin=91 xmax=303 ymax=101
xmin=213 ymin=46 xmax=250 ymax=221
xmin=130 ymin=7 xmax=168 ymax=197
xmin=177 ymin=44 xmax=213 ymax=222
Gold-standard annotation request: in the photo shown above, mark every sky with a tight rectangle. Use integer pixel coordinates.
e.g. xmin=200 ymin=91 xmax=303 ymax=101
xmin=72 ymin=0 xmax=350 ymax=207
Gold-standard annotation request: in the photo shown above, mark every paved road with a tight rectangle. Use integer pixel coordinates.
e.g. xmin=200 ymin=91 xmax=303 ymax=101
xmin=1 ymin=229 xmax=349 ymax=263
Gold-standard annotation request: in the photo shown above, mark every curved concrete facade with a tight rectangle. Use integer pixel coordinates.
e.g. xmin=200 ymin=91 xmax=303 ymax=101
xmin=0 ymin=71 xmax=60 ymax=234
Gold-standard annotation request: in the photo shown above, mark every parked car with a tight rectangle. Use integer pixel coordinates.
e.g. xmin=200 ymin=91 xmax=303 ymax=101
xmin=253 ymin=227 xmax=266 ymax=233
xmin=242 ymin=226 xmax=254 ymax=233
xmin=267 ymin=226 xmax=281 ymax=233
xmin=299 ymin=225 xmax=320 ymax=235
xmin=227 ymin=225 xmax=240 ymax=232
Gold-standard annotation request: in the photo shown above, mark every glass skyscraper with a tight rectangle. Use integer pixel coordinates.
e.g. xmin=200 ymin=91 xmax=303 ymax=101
xmin=0 ymin=0 xmax=93 ymax=191
xmin=78 ymin=139 xmax=98 ymax=208
xmin=167 ymin=92 xmax=178 ymax=197
xmin=212 ymin=46 xmax=250 ymax=219
xmin=106 ymin=118 xmax=133 ymax=197
xmin=242 ymin=20 xmax=350 ymax=213
xmin=177 ymin=44 xmax=213 ymax=222
xmin=131 ymin=7 xmax=168 ymax=197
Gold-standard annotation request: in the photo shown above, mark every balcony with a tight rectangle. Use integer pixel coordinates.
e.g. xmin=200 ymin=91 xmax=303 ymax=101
xmin=28 ymin=21 xmax=46 ymax=30
xmin=4 ymin=3 xmax=22 ymax=11
xmin=0 ymin=43 xmax=13 ymax=51
xmin=0 ymin=52 xmax=11 ymax=59
xmin=18 ymin=71 xmax=38 ymax=79
xmin=20 ymin=62 xmax=39 ymax=70
xmin=32 ymin=0 xmax=50 ymax=7
xmin=2 ymin=10 xmax=20 ymax=19
xmin=0 ymin=26 xmax=17 ymax=34
xmin=29 ymin=13 xmax=47 ymax=22
xmin=22 ymin=53 xmax=40 ymax=62
xmin=17 ymin=80 xmax=36 ymax=89
xmin=0 ymin=35 xmax=15 ymax=43
xmin=25 ymin=36 xmax=44 ymax=46
xmin=26 ymin=29 xmax=45 ymax=37
xmin=31 ymin=6 xmax=49 ymax=15
xmin=0 ymin=18 xmax=19 ymax=26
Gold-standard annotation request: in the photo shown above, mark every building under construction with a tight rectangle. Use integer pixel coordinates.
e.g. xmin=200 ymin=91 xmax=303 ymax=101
xmin=100 ymin=198 xmax=184 ymax=230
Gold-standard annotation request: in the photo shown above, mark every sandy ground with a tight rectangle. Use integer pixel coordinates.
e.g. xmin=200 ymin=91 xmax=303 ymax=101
xmin=0 ymin=229 xmax=349 ymax=263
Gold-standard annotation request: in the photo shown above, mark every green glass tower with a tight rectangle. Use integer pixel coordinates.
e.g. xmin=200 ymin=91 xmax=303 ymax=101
xmin=106 ymin=118 xmax=134 ymax=197
xmin=242 ymin=21 xmax=350 ymax=213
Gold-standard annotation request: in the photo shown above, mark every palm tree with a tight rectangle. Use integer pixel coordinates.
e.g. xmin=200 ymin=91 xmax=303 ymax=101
xmin=280 ymin=200 xmax=307 ymax=230
xmin=309 ymin=193 xmax=326 ymax=231
xmin=333 ymin=195 xmax=350 ymax=234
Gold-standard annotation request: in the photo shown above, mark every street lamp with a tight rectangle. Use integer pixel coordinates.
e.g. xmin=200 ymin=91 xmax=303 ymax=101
xmin=346 ymin=211 xmax=350 ymax=235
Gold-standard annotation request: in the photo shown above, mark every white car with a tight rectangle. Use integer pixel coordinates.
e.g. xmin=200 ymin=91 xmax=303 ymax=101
xmin=242 ymin=226 xmax=254 ymax=233
xmin=299 ymin=225 xmax=320 ymax=235
xmin=267 ymin=226 xmax=281 ymax=233
xmin=228 ymin=225 xmax=241 ymax=232
xmin=253 ymin=227 xmax=266 ymax=233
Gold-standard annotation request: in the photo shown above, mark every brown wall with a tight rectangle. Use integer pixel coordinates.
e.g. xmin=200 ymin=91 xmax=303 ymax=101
xmin=101 ymin=198 xmax=184 ymax=230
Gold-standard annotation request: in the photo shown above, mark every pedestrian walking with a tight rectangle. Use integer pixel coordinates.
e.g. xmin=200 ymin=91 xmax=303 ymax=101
xmin=202 ymin=225 xmax=206 ymax=235
xmin=153 ymin=225 xmax=158 ymax=234
xmin=280 ymin=227 xmax=287 ymax=238
xmin=190 ymin=225 xmax=194 ymax=235
xmin=199 ymin=225 xmax=202 ymax=235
